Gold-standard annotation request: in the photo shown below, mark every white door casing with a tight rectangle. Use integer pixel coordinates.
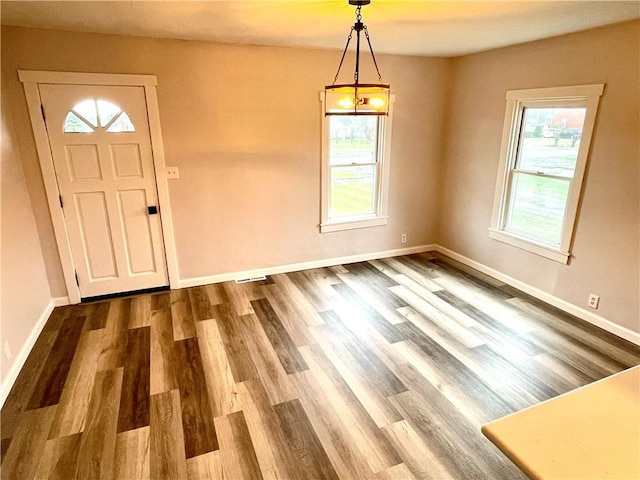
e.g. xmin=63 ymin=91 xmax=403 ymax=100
xmin=20 ymin=71 xmax=179 ymax=304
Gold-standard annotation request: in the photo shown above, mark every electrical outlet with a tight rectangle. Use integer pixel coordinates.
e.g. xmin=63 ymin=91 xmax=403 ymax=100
xmin=166 ymin=166 xmax=180 ymax=179
xmin=401 ymin=233 xmax=407 ymax=244
xmin=588 ymin=293 xmax=600 ymax=309
xmin=4 ymin=341 xmax=12 ymax=361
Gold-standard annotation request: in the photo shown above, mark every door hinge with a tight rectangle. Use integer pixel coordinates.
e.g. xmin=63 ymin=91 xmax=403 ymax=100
xmin=59 ymin=195 xmax=63 ymax=208
xmin=75 ymin=271 xmax=79 ymax=287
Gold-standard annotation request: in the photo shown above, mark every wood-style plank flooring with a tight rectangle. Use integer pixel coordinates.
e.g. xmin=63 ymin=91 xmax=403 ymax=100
xmin=2 ymin=252 xmax=639 ymax=479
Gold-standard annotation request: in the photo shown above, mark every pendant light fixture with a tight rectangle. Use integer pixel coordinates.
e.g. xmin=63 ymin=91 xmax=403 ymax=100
xmin=324 ymin=0 xmax=390 ymax=116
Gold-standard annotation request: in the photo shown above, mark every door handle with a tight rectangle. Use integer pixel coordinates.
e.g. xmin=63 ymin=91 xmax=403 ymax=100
xmin=147 ymin=206 xmax=158 ymax=215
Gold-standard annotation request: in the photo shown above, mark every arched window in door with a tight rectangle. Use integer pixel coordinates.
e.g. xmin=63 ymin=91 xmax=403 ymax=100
xmin=63 ymin=99 xmax=135 ymax=133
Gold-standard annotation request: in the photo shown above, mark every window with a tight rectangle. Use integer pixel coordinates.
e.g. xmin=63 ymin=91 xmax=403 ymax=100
xmin=64 ymin=99 xmax=135 ymax=133
xmin=490 ymin=84 xmax=604 ymax=263
xmin=320 ymin=97 xmax=394 ymax=232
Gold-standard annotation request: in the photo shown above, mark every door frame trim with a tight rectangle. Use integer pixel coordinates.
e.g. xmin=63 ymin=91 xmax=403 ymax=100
xmin=19 ymin=70 xmax=179 ymax=304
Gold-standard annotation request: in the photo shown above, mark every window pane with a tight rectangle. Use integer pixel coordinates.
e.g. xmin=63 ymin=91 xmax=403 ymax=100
xmin=330 ymin=165 xmax=376 ymax=218
xmin=72 ymin=99 xmax=99 ymax=127
xmin=506 ymin=172 xmax=570 ymax=245
xmin=106 ymin=112 xmax=135 ymax=132
xmin=329 ymin=116 xmax=378 ymax=165
xmin=63 ymin=112 xmax=95 ymax=132
xmin=518 ymin=107 xmax=586 ymax=177
xmin=97 ymin=100 xmax=121 ymax=127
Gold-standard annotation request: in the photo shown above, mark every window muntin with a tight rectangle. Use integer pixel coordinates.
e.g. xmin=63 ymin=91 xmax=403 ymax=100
xmin=490 ymin=85 xmax=604 ymax=263
xmin=63 ymin=99 xmax=135 ymax=133
xmin=320 ymin=95 xmax=394 ymax=233
xmin=97 ymin=99 xmax=120 ymax=127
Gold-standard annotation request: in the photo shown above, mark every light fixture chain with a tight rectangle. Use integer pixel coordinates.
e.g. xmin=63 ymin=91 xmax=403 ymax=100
xmin=363 ymin=25 xmax=383 ymax=82
xmin=333 ymin=26 xmax=355 ymax=84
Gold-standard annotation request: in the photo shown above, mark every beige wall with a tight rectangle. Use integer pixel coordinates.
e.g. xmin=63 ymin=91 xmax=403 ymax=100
xmin=1 ymin=21 xmax=638 ymax=338
xmin=438 ymin=21 xmax=640 ymax=333
xmin=1 ymin=26 xmax=451 ymax=293
xmin=1 ymin=94 xmax=52 ymax=382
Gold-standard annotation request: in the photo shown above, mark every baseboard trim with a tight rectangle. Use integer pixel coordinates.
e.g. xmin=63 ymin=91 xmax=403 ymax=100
xmin=53 ymin=296 xmax=70 ymax=307
xmin=434 ymin=245 xmax=640 ymax=346
xmin=0 ymin=299 xmax=55 ymax=408
xmin=178 ymin=245 xmax=436 ymax=289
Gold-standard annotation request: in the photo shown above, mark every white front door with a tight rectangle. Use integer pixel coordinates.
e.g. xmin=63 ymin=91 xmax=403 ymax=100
xmin=39 ymin=84 xmax=169 ymax=298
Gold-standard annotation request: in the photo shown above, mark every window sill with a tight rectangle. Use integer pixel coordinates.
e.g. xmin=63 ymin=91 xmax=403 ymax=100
xmin=488 ymin=229 xmax=570 ymax=264
xmin=320 ymin=216 xmax=388 ymax=233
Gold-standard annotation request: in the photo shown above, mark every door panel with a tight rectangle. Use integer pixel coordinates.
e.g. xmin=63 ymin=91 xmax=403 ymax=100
xmin=66 ymin=145 xmax=102 ymax=180
xmin=117 ymin=189 xmax=156 ymax=274
xmin=111 ymin=144 xmax=143 ymax=178
xmin=74 ymin=192 xmax=118 ymax=280
xmin=39 ymin=84 xmax=168 ymax=298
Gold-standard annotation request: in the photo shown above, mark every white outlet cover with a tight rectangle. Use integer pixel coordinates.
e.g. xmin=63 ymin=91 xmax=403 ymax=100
xmin=166 ymin=166 xmax=180 ymax=179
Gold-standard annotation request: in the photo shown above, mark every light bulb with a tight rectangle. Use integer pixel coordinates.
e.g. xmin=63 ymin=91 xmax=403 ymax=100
xmin=369 ymin=97 xmax=385 ymax=109
xmin=338 ymin=96 xmax=355 ymax=109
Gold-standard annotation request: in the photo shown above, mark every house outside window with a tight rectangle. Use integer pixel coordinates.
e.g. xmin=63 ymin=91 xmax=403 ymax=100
xmin=490 ymin=84 xmax=604 ymax=263
xmin=320 ymin=96 xmax=394 ymax=233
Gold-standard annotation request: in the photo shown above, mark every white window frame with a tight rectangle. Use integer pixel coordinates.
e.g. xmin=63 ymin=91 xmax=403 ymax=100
xmin=489 ymin=84 xmax=604 ymax=264
xmin=320 ymin=93 xmax=395 ymax=233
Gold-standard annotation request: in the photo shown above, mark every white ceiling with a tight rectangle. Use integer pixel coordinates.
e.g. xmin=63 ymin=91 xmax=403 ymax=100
xmin=2 ymin=0 xmax=639 ymax=57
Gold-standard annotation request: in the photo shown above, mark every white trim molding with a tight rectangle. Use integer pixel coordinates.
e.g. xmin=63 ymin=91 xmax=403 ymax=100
xmin=19 ymin=70 xmax=179 ymax=303
xmin=320 ymin=216 xmax=389 ymax=233
xmin=0 ymin=300 xmax=55 ymax=408
xmin=18 ymin=70 xmax=158 ymax=86
xmin=434 ymin=245 xmax=640 ymax=346
xmin=488 ymin=228 xmax=569 ymax=263
xmin=53 ymin=296 xmax=71 ymax=307
xmin=179 ymin=245 xmax=436 ymax=288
